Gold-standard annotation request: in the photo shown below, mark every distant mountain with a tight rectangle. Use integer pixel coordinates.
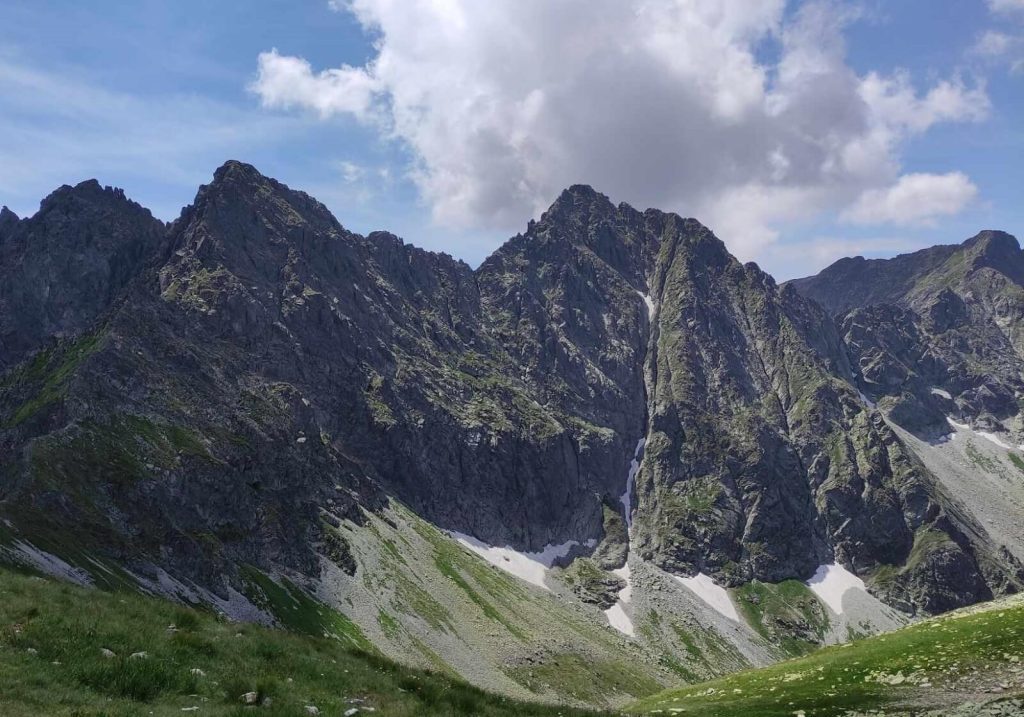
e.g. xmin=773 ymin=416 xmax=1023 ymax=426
xmin=1 ymin=162 xmax=1021 ymax=708
xmin=789 ymin=231 xmax=1024 ymax=438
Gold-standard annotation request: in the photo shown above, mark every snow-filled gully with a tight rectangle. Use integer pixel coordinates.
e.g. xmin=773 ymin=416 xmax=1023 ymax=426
xmin=604 ymin=438 xmax=647 ymax=636
xmin=603 ymin=291 xmax=657 ymax=636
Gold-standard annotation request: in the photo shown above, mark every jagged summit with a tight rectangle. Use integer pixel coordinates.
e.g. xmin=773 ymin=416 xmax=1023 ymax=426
xmin=961 ymin=229 xmax=1024 ymax=282
xmin=35 ymin=178 xmax=149 ymax=220
xmin=0 ymin=175 xmax=165 ymax=370
xmin=211 ymin=158 xmax=263 ymax=183
xmin=536 ymin=183 xmax=620 ymax=230
xmin=0 ymin=206 xmax=18 ymax=242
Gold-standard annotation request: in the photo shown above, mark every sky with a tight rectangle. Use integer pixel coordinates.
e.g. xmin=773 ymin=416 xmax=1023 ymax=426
xmin=0 ymin=0 xmax=1021 ymax=280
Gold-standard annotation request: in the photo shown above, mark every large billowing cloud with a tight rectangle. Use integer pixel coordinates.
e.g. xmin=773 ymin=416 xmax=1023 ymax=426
xmin=252 ymin=0 xmax=988 ymax=260
xmin=841 ymin=172 xmax=979 ymax=227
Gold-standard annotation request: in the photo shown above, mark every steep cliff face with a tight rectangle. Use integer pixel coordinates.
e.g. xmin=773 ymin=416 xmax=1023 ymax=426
xmin=630 ymin=222 xmax=1016 ymax=613
xmin=0 ymin=181 xmax=166 ymax=371
xmin=475 ymin=186 xmax=662 ymax=556
xmin=790 ymin=231 xmax=1024 ymax=608
xmin=1 ymin=163 xmax=1022 ymax=701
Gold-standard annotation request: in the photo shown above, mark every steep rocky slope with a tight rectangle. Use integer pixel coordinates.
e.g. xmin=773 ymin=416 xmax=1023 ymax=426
xmin=0 ymin=181 xmax=165 ymax=372
xmin=790 ymin=231 xmax=1024 ymax=440
xmin=791 ymin=232 xmax=1024 ymax=565
xmin=1 ymin=163 xmax=1021 ymax=706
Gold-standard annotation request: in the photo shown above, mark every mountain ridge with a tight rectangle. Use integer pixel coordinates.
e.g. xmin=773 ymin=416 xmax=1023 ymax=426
xmin=2 ymin=159 xmax=1022 ymax=707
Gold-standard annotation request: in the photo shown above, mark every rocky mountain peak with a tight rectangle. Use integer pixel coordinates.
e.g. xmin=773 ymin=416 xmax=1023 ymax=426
xmin=964 ymin=228 xmax=1020 ymax=254
xmin=0 ymin=178 xmax=165 ymax=370
xmin=0 ymin=206 xmax=18 ymax=242
xmin=961 ymin=230 xmax=1024 ymax=282
xmin=168 ymin=160 xmax=349 ymax=278
xmin=211 ymin=158 xmax=265 ymax=185
xmin=196 ymin=159 xmax=285 ymax=207
xmin=538 ymin=183 xmax=619 ymax=228
xmin=36 ymin=179 xmax=145 ymax=219
xmin=2 ymin=161 xmax=1021 ymax=687
xmin=194 ymin=160 xmax=338 ymax=229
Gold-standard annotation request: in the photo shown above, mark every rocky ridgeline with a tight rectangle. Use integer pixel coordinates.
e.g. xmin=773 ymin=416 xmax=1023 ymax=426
xmin=0 ymin=161 xmax=1021 ymax=643
xmin=789 ymin=231 xmax=1024 ymax=440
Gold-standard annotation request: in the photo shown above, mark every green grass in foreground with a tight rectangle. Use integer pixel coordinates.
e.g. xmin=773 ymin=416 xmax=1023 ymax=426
xmin=0 ymin=565 xmax=609 ymax=717
xmin=631 ymin=595 xmax=1024 ymax=716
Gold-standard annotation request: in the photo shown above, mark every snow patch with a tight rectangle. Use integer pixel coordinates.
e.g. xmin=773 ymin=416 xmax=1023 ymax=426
xmin=621 ymin=438 xmax=646 ymax=532
xmin=947 ymin=417 xmax=1015 ymax=450
xmin=448 ymin=532 xmax=592 ymax=591
xmin=930 ymin=387 xmax=952 ymax=400
xmin=674 ymin=573 xmax=740 ymax=622
xmin=806 ymin=563 xmax=866 ymax=615
xmin=858 ymin=391 xmax=876 ymax=409
xmin=947 ymin=417 xmax=969 ymax=431
xmin=638 ymin=291 xmax=656 ymax=320
xmin=604 ymin=563 xmax=635 ymax=636
xmin=977 ymin=430 xmax=1015 ymax=450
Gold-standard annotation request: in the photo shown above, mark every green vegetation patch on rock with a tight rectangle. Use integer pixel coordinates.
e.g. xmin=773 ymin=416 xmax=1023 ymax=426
xmin=239 ymin=565 xmax=370 ymax=651
xmin=734 ymin=579 xmax=830 ymax=657
xmin=29 ymin=414 xmax=216 ymax=490
xmin=558 ymin=558 xmax=625 ymax=610
xmin=2 ymin=329 xmax=106 ymax=427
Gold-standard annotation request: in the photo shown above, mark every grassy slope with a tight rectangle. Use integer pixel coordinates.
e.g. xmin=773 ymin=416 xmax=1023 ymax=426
xmin=0 ymin=502 xmax=673 ymax=709
xmin=631 ymin=594 xmax=1024 ymax=716
xmin=0 ymin=566 xmax=610 ymax=717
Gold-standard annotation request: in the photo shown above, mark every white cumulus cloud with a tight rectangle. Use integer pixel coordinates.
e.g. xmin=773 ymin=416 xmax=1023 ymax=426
xmin=841 ymin=172 xmax=979 ymax=227
xmin=252 ymin=49 xmax=380 ymax=119
xmin=251 ymin=0 xmax=989 ymax=260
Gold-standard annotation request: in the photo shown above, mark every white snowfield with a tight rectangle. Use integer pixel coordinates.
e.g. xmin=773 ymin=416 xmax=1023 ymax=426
xmin=674 ymin=572 xmax=740 ymax=622
xmin=946 ymin=417 xmax=1015 ymax=450
xmin=448 ymin=532 xmax=594 ymax=591
xmin=858 ymin=390 xmax=876 ymax=410
xmin=806 ymin=563 xmax=866 ymax=615
xmin=604 ymin=564 xmax=635 ymax=636
xmin=930 ymin=387 xmax=952 ymax=400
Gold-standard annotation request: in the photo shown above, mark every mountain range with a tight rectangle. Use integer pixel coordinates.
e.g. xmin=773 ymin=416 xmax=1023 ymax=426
xmin=2 ymin=161 xmax=1023 ymax=708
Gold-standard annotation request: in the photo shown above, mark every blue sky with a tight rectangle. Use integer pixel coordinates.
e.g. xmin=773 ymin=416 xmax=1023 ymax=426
xmin=1 ymin=0 xmax=1021 ymax=279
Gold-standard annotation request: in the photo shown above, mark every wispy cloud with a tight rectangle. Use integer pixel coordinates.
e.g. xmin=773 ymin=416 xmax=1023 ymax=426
xmin=0 ymin=56 xmax=305 ymax=217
